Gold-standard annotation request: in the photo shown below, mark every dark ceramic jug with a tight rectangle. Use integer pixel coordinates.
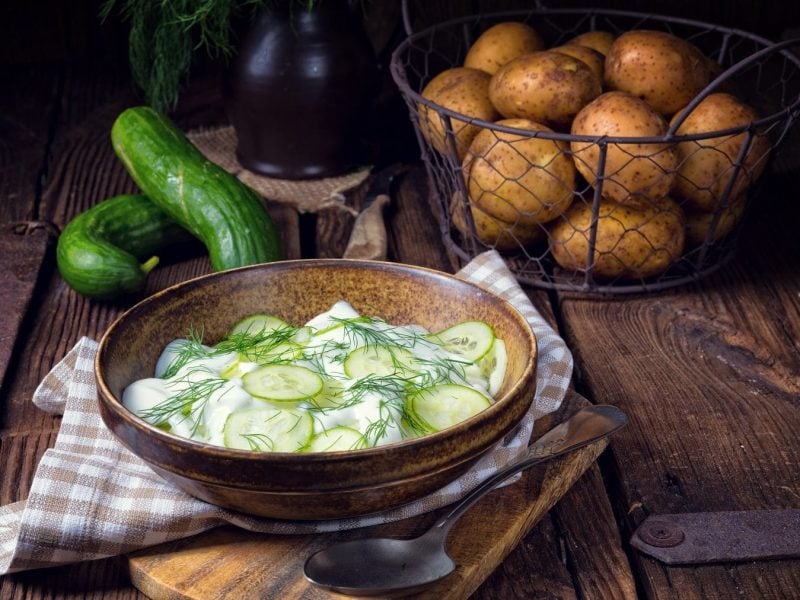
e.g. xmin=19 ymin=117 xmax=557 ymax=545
xmin=224 ymin=1 xmax=377 ymax=179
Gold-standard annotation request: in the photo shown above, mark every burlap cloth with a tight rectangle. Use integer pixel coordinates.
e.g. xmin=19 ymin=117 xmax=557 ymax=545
xmin=187 ymin=126 xmax=369 ymax=214
xmin=0 ymin=250 xmax=573 ymax=575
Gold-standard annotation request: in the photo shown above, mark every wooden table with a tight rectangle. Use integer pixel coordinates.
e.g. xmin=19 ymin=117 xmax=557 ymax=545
xmin=2 ymin=48 xmax=799 ymax=600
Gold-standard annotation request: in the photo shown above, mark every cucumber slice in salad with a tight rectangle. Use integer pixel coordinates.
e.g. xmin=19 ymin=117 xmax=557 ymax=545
xmin=223 ymin=407 xmax=313 ymax=452
xmin=344 ymin=345 xmax=416 ymax=379
xmin=242 ymin=364 xmax=324 ymax=402
xmin=305 ymin=426 xmax=365 ymax=452
xmin=431 ymin=320 xmax=495 ymax=362
xmin=230 ymin=313 xmax=289 ymax=336
xmin=406 ymin=383 xmax=491 ymax=433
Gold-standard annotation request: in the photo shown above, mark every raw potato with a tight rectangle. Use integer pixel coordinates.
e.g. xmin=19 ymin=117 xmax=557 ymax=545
xmin=465 ymin=118 xmax=576 ymax=225
xmin=604 ymin=30 xmax=714 ymax=117
xmin=566 ymin=30 xmax=616 ymax=56
xmin=550 ymin=44 xmax=605 ymax=82
xmin=418 ymin=67 xmax=499 ymax=160
xmin=670 ymin=93 xmax=770 ymax=213
xmin=450 ymin=191 xmax=545 ymax=252
xmin=489 ymin=51 xmax=602 ymax=128
xmin=549 ymin=195 xmax=685 ymax=279
xmin=570 ymin=91 xmax=678 ymax=206
xmin=684 ymin=194 xmax=747 ymax=247
xmin=464 ymin=22 xmax=545 ymax=75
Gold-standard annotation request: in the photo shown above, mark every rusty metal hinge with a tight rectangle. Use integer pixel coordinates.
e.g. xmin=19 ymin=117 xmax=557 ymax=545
xmin=631 ymin=509 xmax=800 ymax=565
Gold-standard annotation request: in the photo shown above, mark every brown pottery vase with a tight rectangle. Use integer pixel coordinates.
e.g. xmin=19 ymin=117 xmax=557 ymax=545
xmin=224 ymin=0 xmax=377 ymax=179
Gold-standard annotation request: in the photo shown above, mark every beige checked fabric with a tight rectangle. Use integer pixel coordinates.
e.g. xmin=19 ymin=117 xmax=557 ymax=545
xmin=0 ymin=251 xmax=572 ymax=574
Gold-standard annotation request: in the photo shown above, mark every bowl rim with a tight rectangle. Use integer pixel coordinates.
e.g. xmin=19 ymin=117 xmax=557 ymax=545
xmin=95 ymin=258 xmax=538 ymax=464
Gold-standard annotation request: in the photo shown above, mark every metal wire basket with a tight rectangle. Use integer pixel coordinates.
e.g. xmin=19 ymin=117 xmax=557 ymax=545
xmin=389 ymin=7 xmax=800 ymax=293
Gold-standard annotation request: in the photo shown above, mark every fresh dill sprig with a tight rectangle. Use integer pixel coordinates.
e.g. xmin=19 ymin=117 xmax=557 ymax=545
xmin=140 ymin=370 xmax=227 ymax=436
xmin=240 ymin=432 xmax=274 ymax=451
xmin=161 ymin=328 xmax=209 ymax=379
xmin=330 ymin=316 xmax=426 ymax=351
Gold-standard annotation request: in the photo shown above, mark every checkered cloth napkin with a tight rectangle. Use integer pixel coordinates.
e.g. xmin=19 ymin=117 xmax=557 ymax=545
xmin=0 ymin=251 xmax=572 ymax=574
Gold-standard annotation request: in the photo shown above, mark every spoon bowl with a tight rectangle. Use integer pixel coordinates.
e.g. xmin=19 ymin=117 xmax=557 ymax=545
xmin=304 ymin=405 xmax=628 ymax=596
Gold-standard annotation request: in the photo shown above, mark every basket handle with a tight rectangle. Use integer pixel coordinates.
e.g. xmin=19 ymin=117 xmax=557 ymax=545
xmin=400 ymin=0 xmax=548 ymax=36
xmin=667 ymin=37 xmax=800 ymax=135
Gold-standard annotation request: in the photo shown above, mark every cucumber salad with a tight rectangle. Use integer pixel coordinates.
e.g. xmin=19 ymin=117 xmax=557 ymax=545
xmin=123 ymin=300 xmax=507 ymax=452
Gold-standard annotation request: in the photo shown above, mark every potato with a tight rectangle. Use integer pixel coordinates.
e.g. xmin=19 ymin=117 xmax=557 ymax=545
xmin=684 ymin=194 xmax=746 ymax=247
xmin=670 ymin=93 xmax=770 ymax=213
xmin=464 ymin=22 xmax=545 ymax=75
xmin=465 ymin=118 xmax=576 ymax=225
xmin=570 ymin=91 xmax=678 ymax=206
xmin=549 ymin=195 xmax=685 ymax=279
xmin=450 ymin=191 xmax=545 ymax=252
xmin=549 ymin=44 xmax=605 ymax=82
xmin=565 ymin=30 xmax=616 ymax=56
xmin=418 ymin=67 xmax=499 ymax=160
xmin=489 ymin=51 xmax=602 ymax=128
xmin=604 ymin=30 xmax=715 ymax=117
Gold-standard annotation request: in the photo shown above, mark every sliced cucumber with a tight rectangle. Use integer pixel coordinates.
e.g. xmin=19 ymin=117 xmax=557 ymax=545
xmin=481 ymin=338 xmax=507 ymax=396
xmin=230 ymin=313 xmax=289 ymax=336
xmin=406 ymin=383 xmax=491 ymax=433
xmin=242 ymin=364 xmax=324 ymax=402
xmin=344 ymin=345 xmax=416 ymax=379
xmin=305 ymin=426 xmax=365 ymax=452
xmin=223 ymin=407 xmax=312 ymax=452
xmin=241 ymin=341 xmax=302 ymax=364
xmin=431 ymin=320 xmax=495 ymax=362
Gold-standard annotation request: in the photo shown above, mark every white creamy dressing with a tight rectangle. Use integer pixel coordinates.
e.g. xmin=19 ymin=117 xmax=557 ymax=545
xmin=123 ymin=300 xmax=504 ymax=450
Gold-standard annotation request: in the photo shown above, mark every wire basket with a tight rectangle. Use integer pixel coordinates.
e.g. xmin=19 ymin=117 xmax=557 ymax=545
xmin=389 ymin=8 xmax=800 ymax=293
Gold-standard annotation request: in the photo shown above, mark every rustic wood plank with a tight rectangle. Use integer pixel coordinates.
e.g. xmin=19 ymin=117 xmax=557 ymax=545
xmin=0 ymin=224 xmax=55 ymax=406
xmin=556 ymin=169 xmax=800 ymax=599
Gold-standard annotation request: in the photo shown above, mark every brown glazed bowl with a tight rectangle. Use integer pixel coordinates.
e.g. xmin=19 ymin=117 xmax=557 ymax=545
xmin=95 ymin=259 xmax=537 ymax=520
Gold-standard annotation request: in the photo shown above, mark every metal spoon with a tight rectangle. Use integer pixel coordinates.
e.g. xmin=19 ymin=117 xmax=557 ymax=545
xmin=304 ymin=404 xmax=628 ymax=596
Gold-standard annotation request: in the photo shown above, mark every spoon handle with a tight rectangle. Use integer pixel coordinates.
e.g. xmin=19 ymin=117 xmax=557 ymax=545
xmin=429 ymin=405 xmax=627 ymax=538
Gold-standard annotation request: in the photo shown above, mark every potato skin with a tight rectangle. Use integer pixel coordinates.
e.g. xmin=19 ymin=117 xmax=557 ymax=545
xmin=566 ymin=30 xmax=616 ymax=56
xmin=570 ymin=91 xmax=677 ymax=206
xmin=550 ymin=44 xmax=605 ymax=82
xmin=670 ymin=93 xmax=770 ymax=212
xmin=464 ymin=22 xmax=545 ymax=75
xmin=418 ymin=67 xmax=499 ymax=160
xmin=450 ymin=191 xmax=545 ymax=252
xmin=465 ymin=118 xmax=576 ymax=225
xmin=489 ymin=51 xmax=602 ymax=128
xmin=684 ymin=194 xmax=746 ymax=247
xmin=604 ymin=30 xmax=714 ymax=117
xmin=549 ymin=195 xmax=685 ymax=279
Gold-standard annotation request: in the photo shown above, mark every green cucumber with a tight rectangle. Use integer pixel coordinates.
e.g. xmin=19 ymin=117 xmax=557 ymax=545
xmin=343 ymin=345 xmax=416 ymax=379
xmin=223 ymin=407 xmax=313 ymax=452
xmin=406 ymin=383 xmax=491 ymax=433
xmin=230 ymin=314 xmax=289 ymax=336
xmin=111 ymin=106 xmax=282 ymax=271
xmin=242 ymin=364 xmax=324 ymax=401
xmin=56 ymin=194 xmax=192 ymax=299
xmin=305 ymin=426 xmax=365 ymax=452
xmin=430 ymin=320 xmax=495 ymax=362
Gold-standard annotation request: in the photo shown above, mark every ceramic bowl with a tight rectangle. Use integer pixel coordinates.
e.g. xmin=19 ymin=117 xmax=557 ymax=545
xmin=95 ymin=259 xmax=537 ymax=520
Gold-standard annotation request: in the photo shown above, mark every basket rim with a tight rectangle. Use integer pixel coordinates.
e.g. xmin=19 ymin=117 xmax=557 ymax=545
xmin=389 ymin=6 xmax=800 ymax=143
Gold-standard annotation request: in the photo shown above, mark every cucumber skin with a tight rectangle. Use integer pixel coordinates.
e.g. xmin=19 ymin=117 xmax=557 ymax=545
xmin=111 ymin=106 xmax=282 ymax=271
xmin=56 ymin=194 xmax=192 ymax=299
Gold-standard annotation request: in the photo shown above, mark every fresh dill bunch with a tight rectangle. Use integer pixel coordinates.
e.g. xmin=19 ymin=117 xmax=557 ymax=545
xmin=101 ymin=0 xmax=324 ymax=111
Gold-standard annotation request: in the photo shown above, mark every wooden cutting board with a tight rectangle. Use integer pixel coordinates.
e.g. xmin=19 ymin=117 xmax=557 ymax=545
xmin=127 ymin=392 xmax=605 ymax=599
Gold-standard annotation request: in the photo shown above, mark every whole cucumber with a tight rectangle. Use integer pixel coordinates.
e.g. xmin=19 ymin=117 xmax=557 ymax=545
xmin=110 ymin=106 xmax=282 ymax=270
xmin=56 ymin=194 xmax=193 ymax=299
